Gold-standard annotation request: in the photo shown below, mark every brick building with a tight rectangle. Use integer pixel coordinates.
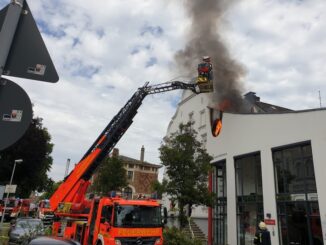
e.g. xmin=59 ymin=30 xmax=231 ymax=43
xmin=111 ymin=146 xmax=161 ymax=199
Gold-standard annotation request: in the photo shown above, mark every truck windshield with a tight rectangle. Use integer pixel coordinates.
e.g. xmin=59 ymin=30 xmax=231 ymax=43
xmin=114 ymin=205 xmax=161 ymax=228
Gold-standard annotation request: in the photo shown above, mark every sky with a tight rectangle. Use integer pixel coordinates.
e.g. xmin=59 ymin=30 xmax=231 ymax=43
xmin=1 ymin=0 xmax=326 ymax=181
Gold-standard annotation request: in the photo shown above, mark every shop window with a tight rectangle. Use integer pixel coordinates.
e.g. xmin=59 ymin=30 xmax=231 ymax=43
xmin=273 ymin=142 xmax=323 ymax=245
xmin=235 ymin=152 xmax=264 ymax=245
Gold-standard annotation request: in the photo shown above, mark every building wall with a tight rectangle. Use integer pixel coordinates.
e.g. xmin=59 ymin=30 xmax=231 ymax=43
xmin=208 ymin=110 xmax=326 ymax=245
xmin=162 ymin=91 xmax=213 ymax=218
xmin=132 ymin=171 xmax=158 ymax=194
xmin=124 ymin=160 xmax=160 ymax=198
xmin=163 ymin=91 xmax=326 ymax=245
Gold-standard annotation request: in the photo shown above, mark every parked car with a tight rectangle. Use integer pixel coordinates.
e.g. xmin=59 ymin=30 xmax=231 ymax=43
xmin=8 ymin=217 xmax=44 ymax=245
xmin=28 ymin=236 xmax=81 ymax=245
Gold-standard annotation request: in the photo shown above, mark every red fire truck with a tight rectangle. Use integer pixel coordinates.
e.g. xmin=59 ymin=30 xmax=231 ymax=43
xmin=49 ymin=81 xmax=211 ymax=245
xmin=37 ymin=199 xmax=54 ymax=226
xmin=0 ymin=198 xmax=30 ymax=220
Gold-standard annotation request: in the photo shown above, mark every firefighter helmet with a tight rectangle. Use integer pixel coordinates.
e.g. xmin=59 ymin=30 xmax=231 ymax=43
xmin=259 ymin=221 xmax=267 ymax=230
xmin=203 ymin=56 xmax=211 ymax=62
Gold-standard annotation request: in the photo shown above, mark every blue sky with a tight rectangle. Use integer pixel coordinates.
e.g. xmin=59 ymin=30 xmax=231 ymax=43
xmin=1 ymin=0 xmax=326 ymax=181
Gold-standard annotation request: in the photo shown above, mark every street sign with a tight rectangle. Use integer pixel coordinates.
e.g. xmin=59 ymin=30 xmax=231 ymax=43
xmin=264 ymin=219 xmax=276 ymax=225
xmin=4 ymin=184 xmax=17 ymax=194
xmin=0 ymin=78 xmax=32 ymax=150
xmin=0 ymin=1 xmax=59 ymax=82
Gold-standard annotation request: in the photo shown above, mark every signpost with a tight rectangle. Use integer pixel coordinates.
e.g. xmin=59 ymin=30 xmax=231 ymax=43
xmin=4 ymin=184 xmax=17 ymax=194
xmin=0 ymin=0 xmax=59 ymax=151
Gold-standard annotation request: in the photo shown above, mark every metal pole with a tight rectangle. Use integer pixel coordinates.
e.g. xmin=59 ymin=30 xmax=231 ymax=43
xmin=0 ymin=159 xmax=22 ymax=229
xmin=64 ymin=158 xmax=71 ymax=178
xmin=0 ymin=0 xmax=25 ymax=76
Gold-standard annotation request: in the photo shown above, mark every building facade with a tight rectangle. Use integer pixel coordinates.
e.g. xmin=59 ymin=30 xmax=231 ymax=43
xmin=162 ymin=90 xmax=326 ymax=245
xmin=112 ymin=147 xmax=161 ymax=199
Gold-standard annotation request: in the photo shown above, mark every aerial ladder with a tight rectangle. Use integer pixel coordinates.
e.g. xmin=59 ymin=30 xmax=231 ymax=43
xmin=47 ymin=80 xmax=212 ymax=245
xmin=49 ymin=81 xmax=204 ymax=211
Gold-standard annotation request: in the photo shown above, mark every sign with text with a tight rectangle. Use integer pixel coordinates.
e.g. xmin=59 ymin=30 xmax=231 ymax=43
xmin=264 ymin=219 xmax=276 ymax=225
xmin=4 ymin=184 xmax=17 ymax=194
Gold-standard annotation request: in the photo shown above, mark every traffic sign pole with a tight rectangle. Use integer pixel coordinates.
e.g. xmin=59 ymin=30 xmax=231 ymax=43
xmin=0 ymin=0 xmax=25 ymax=75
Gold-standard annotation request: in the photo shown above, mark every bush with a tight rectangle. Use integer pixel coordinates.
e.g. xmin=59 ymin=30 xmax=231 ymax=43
xmin=163 ymin=227 xmax=203 ymax=245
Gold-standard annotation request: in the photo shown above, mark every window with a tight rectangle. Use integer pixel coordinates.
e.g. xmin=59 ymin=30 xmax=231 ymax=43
xmin=101 ymin=205 xmax=113 ymax=223
xmin=235 ymin=152 xmax=263 ymax=245
xmin=273 ymin=142 xmax=322 ymax=245
xmin=199 ymin=110 xmax=206 ymax=127
xmin=201 ymin=133 xmax=207 ymax=145
xmin=127 ymin=171 xmax=133 ymax=180
xmin=213 ymin=160 xmax=227 ymax=245
xmin=123 ymin=187 xmax=133 ymax=199
xmin=129 ymin=164 xmax=134 ymax=168
xmin=188 ymin=112 xmax=194 ymax=122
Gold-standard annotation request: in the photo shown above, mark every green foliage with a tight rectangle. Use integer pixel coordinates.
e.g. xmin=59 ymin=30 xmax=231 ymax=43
xmin=163 ymin=227 xmax=203 ymax=245
xmin=0 ymin=117 xmax=53 ymax=197
xmin=151 ymin=179 xmax=167 ymax=199
xmin=39 ymin=180 xmax=63 ymax=200
xmin=159 ymin=122 xmax=213 ymax=225
xmin=92 ymin=156 xmax=128 ymax=195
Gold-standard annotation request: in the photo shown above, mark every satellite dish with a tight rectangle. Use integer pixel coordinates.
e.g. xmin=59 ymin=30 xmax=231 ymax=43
xmin=0 ymin=78 xmax=32 ymax=151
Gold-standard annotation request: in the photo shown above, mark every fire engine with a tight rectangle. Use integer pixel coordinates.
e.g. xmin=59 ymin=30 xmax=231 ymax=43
xmin=49 ymin=80 xmax=212 ymax=245
xmin=0 ymin=198 xmax=30 ymax=220
xmin=37 ymin=199 xmax=54 ymax=226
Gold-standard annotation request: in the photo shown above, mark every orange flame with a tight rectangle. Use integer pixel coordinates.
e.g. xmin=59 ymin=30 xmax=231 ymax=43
xmin=212 ymin=119 xmax=222 ymax=137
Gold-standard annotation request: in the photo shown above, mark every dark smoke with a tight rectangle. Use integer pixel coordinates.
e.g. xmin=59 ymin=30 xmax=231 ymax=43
xmin=175 ymin=0 xmax=245 ymax=112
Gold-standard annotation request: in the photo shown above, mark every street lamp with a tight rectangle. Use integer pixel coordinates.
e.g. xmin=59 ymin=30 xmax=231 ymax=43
xmin=0 ymin=159 xmax=23 ymax=228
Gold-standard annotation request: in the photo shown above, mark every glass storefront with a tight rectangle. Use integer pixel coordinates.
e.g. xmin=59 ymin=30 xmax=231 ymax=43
xmin=273 ymin=142 xmax=323 ymax=245
xmin=235 ymin=152 xmax=264 ymax=245
xmin=213 ymin=160 xmax=227 ymax=245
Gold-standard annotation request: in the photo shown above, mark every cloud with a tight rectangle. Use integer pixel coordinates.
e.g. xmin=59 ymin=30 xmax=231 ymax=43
xmin=1 ymin=0 xmax=326 ymax=182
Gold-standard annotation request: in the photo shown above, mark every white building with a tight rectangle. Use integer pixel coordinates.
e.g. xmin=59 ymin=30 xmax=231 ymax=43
xmin=163 ymin=90 xmax=326 ymax=245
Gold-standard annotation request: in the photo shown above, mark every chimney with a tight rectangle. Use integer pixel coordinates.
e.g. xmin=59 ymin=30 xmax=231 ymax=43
xmin=112 ymin=148 xmax=119 ymax=157
xmin=244 ymin=92 xmax=260 ymax=103
xmin=140 ymin=145 xmax=145 ymax=162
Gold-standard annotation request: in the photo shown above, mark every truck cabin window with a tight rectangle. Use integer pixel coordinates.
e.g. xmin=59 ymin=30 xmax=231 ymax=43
xmin=101 ymin=205 xmax=113 ymax=223
xmin=114 ymin=205 xmax=161 ymax=228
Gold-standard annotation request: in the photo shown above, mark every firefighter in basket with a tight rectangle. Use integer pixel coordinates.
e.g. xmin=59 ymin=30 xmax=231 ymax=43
xmin=197 ymin=56 xmax=213 ymax=92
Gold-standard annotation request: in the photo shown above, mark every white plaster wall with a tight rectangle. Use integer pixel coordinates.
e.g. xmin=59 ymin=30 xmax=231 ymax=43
xmin=163 ymin=90 xmax=326 ymax=245
xmin=162 ymin=91 xmax=212 ymax=218
xmin=208 ymin=110 xmax=326 ymax=245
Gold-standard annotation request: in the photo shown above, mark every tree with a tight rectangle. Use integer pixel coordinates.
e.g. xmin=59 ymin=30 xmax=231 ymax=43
xmin=159 ymin=122 xmax=213 ymax=226
xmin=39 ymin=179 xmax=63 ymax=200
xmin=92 ymin=156 xmax=128 ymax=195
xmin=151 ymin=179 xmax=168 ymax=199
xmin=0 ymin=117 xmax=53 ymax=197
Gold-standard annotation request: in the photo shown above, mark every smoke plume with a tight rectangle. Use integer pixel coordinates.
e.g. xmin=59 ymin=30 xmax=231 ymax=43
xmin=175 ymin=0 xmax=245 ymax=112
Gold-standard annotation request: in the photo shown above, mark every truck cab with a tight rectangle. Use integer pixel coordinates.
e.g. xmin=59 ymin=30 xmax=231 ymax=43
xmin=38 ymin=199 xmax=54 ymax=226
xmin=0 ymin=198 xmax=19 ymax=221
xmin=53 ymin=196 xmax=164 ymax=245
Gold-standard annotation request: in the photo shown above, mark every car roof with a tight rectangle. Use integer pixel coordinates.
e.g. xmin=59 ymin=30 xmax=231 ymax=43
xmin=16 ymin=217 xmax=42 ymax=221
xmin=28 ymin=236 xmax=80 ymax=245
